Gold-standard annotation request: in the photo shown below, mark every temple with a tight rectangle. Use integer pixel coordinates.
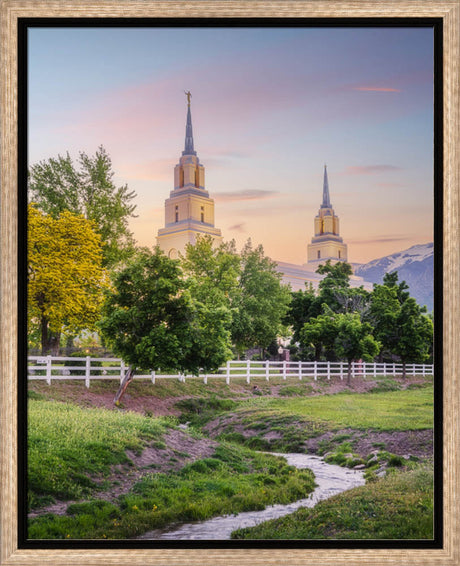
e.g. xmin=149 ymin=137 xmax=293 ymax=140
xmin=306 ymin=165 xmax=348 ymax=267
xmin=156 ymin=93 xmax=222 ymax=258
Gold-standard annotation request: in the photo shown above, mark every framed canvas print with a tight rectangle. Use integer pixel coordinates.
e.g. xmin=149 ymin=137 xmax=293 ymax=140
xmin=1 ymin=1 xmax=459 ymax=565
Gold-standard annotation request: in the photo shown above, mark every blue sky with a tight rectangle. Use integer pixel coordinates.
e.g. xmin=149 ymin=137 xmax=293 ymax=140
xmin=28 ymin=25 xmax=434 ymax=264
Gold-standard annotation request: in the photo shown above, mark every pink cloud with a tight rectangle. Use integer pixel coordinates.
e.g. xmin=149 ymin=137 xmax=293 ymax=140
xmin=343 ymin=165 xmax=402 ymax=175
xmin=353 ymin=86 xmax=401 ymax=93
xmin=118 ymin=158 xmax=175 ymax=181
xmin=214 ymin=189 xmax=279 ymax=202
xmin=348 ymin=236 xmax=412 ymax=245
xmin=228 ymin=223 xmax=246 ymax=232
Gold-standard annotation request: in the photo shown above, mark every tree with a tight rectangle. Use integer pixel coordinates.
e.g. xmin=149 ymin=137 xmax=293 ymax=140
xmin=28 ymin=146 xmax=137 ymax=267
xmin=99 ymin=248 xmax=233 ymax=403
xmin=316 ymin=260 xmax=354 ymax=312
xmin=333 ymin=313 xmax=381 ymax=384
xmin=298 ymin=305 xmax=339 ymax=361
xmin=393 ymin=297 xmax=433 ymax=378
xmin=230 ymin=240 xmax=291 ymax=356
xmin=284 ymin=284 xmax=318 ymax=343
xmin=367 ymin=283 xmax=401 ymax=361
xmin=181 ymin=235 xmax=240 ymax=308
xmin=317 ymin=260 xmax=370 ymax=315
xmin=367 ymin=272 xmax=433 ymax=374
xmin=28 ymin=205 xmax=108 ymax=355
xmin=382 ymin=271 xmax=410 ymax=304
xmin=285 ymin=261 xmax=369 ymax=361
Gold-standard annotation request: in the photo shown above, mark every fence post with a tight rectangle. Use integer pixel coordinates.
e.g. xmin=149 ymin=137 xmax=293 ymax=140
xmin=327 ymin=361 xmax=331 ymax=380
xmin=265 ymin=360 xmax=270 ymax=381
xmin=422 ymin=364 xmax=426 ymax=377
xmin=151 ymin=371 xmax=155 ymax=384
xmin=226 ymin=361 xmax=230 ymax=385
xmin=313 ymin=361 xmax=317 ymax=381
xmin=204 ymin=374 xmax=208 ymax=385
xmin=85 ymin=356 xmax=91 ymax=388
xmin=373 ymin=362 xmax=377 ymax=378
xmin=46 ymin=355 xmax=52 ymax=385
xmin=298 ymin=361 xmax=302 ymax=381
xmin=246 ymin=359 xmax=251 ymax=384
xmin=283 ymin=361 xmax=287 ymax=380
xmin=393 ymin=362 xmax=396 ymax=376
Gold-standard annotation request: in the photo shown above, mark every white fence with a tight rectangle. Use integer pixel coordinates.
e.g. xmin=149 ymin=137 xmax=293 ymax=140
xmin=28 ymin=356 xmax=434 ymax=389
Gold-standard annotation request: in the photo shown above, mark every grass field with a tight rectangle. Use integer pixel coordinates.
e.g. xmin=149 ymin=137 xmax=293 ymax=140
xmin=232 ymin=464 xmax=434 ymax=540
xmin=28 ymin=398 xmax=315 ymax=539
xmin=238 ymin=385 xmax=434 ymax=431
xmin=28 ymin=375 xmax=434 ymax=540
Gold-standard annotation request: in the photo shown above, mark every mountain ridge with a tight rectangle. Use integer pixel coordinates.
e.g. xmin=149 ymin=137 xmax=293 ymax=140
xmin=354 ymin=243 xmax=434 ymax=311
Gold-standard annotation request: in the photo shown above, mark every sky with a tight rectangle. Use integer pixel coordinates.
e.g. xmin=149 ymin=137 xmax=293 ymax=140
xmin=28 ymin=26 xmax=434 ymax=265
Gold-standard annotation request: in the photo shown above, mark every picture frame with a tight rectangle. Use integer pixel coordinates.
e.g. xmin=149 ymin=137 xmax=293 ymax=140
xmin=1 ymin=1 xmax=459 ymax=565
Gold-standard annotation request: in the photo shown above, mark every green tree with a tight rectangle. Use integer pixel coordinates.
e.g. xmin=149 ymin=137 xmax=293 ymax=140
xmin=99 ymin=248 xmax=233 ymax=403
xmin=393 ymin=297 xmax=433 ymax=378
xmin=333 ymin=312 xmax=381 ymax=384
xmin=382 ymin=271 xmax=411 ymax=304
xmin=367 ymin=283 xmax=400 ymax=361
xmin=181 ymin=235 xmax=240 ymax=308
xmin=367 ymin=272 xmax=433 ymax=374
xmin=230 ymin=240 xmax=291 ymax=356
xmin=28 ymin=146 xmax=137 ymax=267
xmin=298 ymin=305 xmax=338 ymax=361
xmin=284 ymin=284 xmax=318 ymax=343
xmin=28 ymin=205 xmax=108 ymax=355
xmin=316 ymin=260 xmax=354 ymax=312
xmin=317 ymin=260 xmax=370 ymax=315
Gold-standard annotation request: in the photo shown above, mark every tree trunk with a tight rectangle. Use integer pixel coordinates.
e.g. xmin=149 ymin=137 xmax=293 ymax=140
xmin=315 ymin=343 xmax=322 ymax=361
xmin=402 ymin=360 xmax=407 ymax=379
xmin=113 ymin=366 xmax=135 ymax=405
xmin=347 ymin=359 xmax=352 ymax=386
xmin=40 ymin=315 xmax=60 ymax=356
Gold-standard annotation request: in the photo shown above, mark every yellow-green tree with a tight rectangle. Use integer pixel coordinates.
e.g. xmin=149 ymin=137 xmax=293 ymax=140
xmin=28 ymin=205 xmax=108 ymax=355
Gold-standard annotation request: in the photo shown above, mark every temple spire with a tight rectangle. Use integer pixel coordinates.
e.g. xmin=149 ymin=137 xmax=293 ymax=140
xmin=182 ymin=91 xmax=196 ymax=156
xmin=321 ymin=164 xmax=331 ymax=208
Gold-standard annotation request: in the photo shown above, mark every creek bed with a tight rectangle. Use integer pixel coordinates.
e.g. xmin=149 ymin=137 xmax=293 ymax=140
xmin=137 ymin=453 xmax=365 ymax=540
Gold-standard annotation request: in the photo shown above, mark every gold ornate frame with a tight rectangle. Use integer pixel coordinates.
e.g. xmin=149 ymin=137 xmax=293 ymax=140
xmin=1 ymin=2 xmax=458 ymax=565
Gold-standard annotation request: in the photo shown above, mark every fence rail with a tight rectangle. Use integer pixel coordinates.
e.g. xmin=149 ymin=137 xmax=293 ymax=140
xmin=27 ymin=356 xmax=434 ymax=389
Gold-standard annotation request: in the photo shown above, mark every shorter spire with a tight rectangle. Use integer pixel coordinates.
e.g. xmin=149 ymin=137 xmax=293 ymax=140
xmin=183 ymin=91 xmax=196 ymax=156
xmin=321 ymin=164 xmax=332 ymax=208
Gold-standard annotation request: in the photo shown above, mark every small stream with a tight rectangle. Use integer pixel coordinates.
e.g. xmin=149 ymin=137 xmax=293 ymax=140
xmin=137 ymin=453 xmax=365 ymax=540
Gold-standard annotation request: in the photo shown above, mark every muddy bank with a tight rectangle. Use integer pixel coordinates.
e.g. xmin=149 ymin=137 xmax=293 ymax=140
xmin=203 ymin=418 xmax=433 ymax=461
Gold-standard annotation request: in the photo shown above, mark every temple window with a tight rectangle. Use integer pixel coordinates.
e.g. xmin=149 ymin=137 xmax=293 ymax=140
xmin=175 ymin=205 xmax=179 ymax=223
xmin=317 ymin=251 xmax=321 ymax=259
xmin=201 ymin=206 xmax=204 ymax=223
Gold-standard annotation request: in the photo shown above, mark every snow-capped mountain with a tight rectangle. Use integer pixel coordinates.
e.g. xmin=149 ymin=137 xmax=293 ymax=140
xmin=354 ymin=243 xmax=434 ymax=311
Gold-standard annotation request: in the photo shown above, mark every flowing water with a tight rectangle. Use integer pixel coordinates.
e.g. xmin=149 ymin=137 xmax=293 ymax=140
xmin=137 ymin=453 xmax=365 ymax=540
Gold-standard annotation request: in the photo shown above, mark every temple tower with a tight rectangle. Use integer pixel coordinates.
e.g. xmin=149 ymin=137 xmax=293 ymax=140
xmin=307 ymin=165 xmax=348 ymax=267
xmin=157 ymin=93 xmax=222 ymax=258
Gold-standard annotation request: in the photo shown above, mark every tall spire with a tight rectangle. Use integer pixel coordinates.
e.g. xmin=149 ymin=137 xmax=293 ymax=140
xmin=321 ymin=164 xmax=331 ymax=208
xmin=182 ymin=90 xmax=196 ymax=156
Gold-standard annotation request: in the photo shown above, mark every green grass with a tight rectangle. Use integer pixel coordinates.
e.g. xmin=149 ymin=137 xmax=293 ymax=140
xmin=239 ymin=386 xmax=434 ymax=431
xmin=28 ymin=399 xmax=173 ymax=507
xmin=28 ymin=440 xmax=315 ymax=539
xmin=232 ymin=465 xmax=433 ymax=540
